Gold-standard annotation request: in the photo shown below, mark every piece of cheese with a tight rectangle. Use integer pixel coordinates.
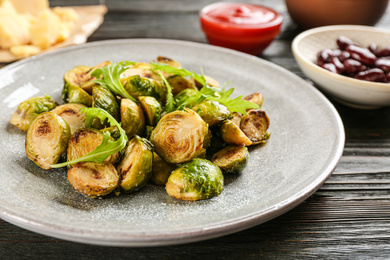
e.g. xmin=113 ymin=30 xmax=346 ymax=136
xmin=0 ymin=0 xmax=49 ymax=16
xmin=10 ymin=45 xmax=42 ymax=58
xmin=52 ymin=7 xmax=79 ymax=42
xmin=0 ymin=1 xmax=31 ymax=49
xmin=30 ymin=9 xmax=62 ymax=49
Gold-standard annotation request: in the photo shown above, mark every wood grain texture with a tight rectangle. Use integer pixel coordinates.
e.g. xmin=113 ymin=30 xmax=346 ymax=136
xmin=1 ymin=0 xmax=390 ymax=258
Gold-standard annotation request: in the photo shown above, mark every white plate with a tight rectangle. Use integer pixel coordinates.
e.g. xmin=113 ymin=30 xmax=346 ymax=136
xmin=0 ymin=39 xmax=344 ymax=246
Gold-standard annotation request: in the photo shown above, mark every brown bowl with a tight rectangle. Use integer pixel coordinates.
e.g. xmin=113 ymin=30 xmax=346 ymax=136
xmin=285 ymin=0 xmax=389 ymax=29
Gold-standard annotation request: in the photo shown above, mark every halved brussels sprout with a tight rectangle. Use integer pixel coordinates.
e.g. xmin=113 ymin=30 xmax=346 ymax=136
xmin=121 ymin=62 xmax=160 ymax=81
xmin=220 ymin=120 xmax=252 ymax=146
xmin=62 ymin=81 xmax=92 ymax=107
xmin=195 ymin=75 xmax=220 ymax=89
xmin=150 ymin=152 xmax=175 ymax=186
xmin=26 ymin=112 xmax=71 ymax=170
xmin=63 ymin=65 xmax=92 ymax=90
xmin=116 ymin=135 xmax=154 ymax=193
xmin=10 ymin=95 xmax=58 ymax=131
xmin=174 ymin=88 xmax=199 ymax=108
xmin=150 ymin=109 xmax=208 ymax=164
xmin=67 ymin=161 xmax=119 ymax=198
xmin=123 ymin=75 xmax=166 ymax=101
xmin=138 ymin=96 xmax=161 ymax=126
xmin=51 ymin=103 xmax=86 ymax=134
xmin=67 ymin=128 xmax=119 ymax=164
xmin=240 ymin=109 xmax=270 ymax=145
xmin=243 ymin=93 xmax=263 ymax=107
xmin=166 ymin=158 xmax=224 ymax=201
xmin=211 ymin=146 xmax=249 ymax=174
xmin=155 ymin=56 xmax=181 ymax=68
xmin=231 ymin=112 xmax=243 ymax=127
xmin=80 ymin=61 xmax=111 ymax=93
xmin=120 ymin=98 xmax=145 ymax=138
xmin=192 ymin=100 xmax=231 ymax=126
xmin=167 ymin=75 xmax=198 ymax=96
xmin=92 ymin=85 xmax=120 ymax=121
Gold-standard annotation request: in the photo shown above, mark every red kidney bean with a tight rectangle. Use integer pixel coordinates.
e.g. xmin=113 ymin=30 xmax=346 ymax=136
xmin=331 ymin=57 xmax=344 ymax=73
xmin=336 ymin=36 xmax=357 ymax=50
xmin=368 ymin=43 xmax=377 ymax=54
xmin=376 ymin=58 xmax=390 ymax=73
xmin=355 ymin=68 xmax=386 ymax=83
xmin=343 ymin=59 xmax=366 ymax=74
xmin=321 ymin=63 xmax=338 ymax=73
xmin=317 ymin=49 xmax=333 ymax=66
xmin=338 ymin=51 xmax=350 ymax=62
xmin=346 ymin=45 xmax=377 ymax=66
xmin=376 ymin=47 xmax=390 ymax=57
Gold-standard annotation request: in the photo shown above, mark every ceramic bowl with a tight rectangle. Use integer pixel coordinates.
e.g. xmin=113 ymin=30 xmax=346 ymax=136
xmin=292 ymin=25 xmax=390 ymax=109
xmin=285 ymin=0 xmax=389 ymax=29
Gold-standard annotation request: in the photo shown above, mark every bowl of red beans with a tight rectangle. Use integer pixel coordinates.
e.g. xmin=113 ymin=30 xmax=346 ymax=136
xmin=292 ymin=25 xmax=390 ymax=109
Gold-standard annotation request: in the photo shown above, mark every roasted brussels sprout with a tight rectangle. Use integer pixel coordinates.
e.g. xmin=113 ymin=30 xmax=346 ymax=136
xmin=231 ymin=112 xmax=243 ymax=127
xmin=155 ymin=56 xmax=181 ymax=68
xmin=120 ymin=98 xmax=145 ymax=138
xmin=116 ymin=135 xmax=154 ymax=193
xmin=167 ymin=75 xmax=198 ymax=96
xmin=138 ymin=96 xmax=161 ymax=126
xmin=92 ymin=85 xmax=119 ymax=121
xmin=195 ymin=75 xmax=220 ymax=89
xmin=150 ymin=109 xmax=208 ymax=164
xmin=62 ymin=82 xmax=92 ymax=107
xmin=174 ymin=88 xmax=198 ymax=108
xmin=10 ymin=95 xmax=58 ymax=131
xmin=211 ymin=146 xmax=249 ymax=174
xmin=240 ymin=109 xmax=270 ymax=145
xmin=166 ymin=158 xmax=224 ymax=201
xmin=150 ymin=152 xmax=175 ymax=186
xmin=63 ymin=65 xmax=92 ymax=89
xmin=80 ymin=61 xmax=111 ymax=93
xmin=192 ymin=100 xmax=231 ymax=126
xmin=121 ymin=62 xmax=160 ymax=81
xmin=26 ymin=112 xmax=71 ymax=170
xmin=51 ymin=103 xmax=86 ymax=134
xmin=67 ymin=128 xmax=119 ymax=164
xmin=220 ymin=120 xmax=252 ymax=146
xmin=67 ymin=161 xmax=119 ymax=198
xmin=243 ymin=93 xmax=263 ymax=107
xmin=123 ymin=75 xmax=166 ymax=101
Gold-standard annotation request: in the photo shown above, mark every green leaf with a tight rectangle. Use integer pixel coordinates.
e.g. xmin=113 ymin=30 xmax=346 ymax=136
xmin=91 ymin=61 xmax=138 ymax=103
xmin=157 ymin=71 xmax=175 ymax=113
xmin=208 ymin=88 xmax=259 ymax=115
xmin=51 ymin=107 xmax=128 ymax=168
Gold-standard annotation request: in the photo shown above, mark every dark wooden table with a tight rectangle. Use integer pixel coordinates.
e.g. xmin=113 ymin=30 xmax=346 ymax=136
xmin=1 ymin=0 xmax=390 ymax=258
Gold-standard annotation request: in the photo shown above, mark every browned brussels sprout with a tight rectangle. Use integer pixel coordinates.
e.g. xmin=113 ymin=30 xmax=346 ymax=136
xmin=92 ymin=85 xmax=120 ymax=121
xmin=123 ymin=75 xmax=166 ymax=101
xmin=150 ymin=152 xmax=175 ymax=186
xmin=80 ymin=61 xmax=111 ymax=93
xmin=62 ymin=65 xmax=93 ymax=106
xmin=67 ymin=128 xmax=119 ymax=164
xmin=67 ymin=161 xmax=119 ymax=198
xmin=211 ymin=146 xmax=249 ymax=174
xmin=192 ymin=100 xmax=231 ymax=126
xmin=166 ymin=158 xmax=224 ymax=201
xmin=51 ymin=103 xmax=86 ymax=134
xmin=240 ymin=109 xmax=270 ymax=145
xmin=138 ymin=96 xmax=161 ymax=126
xmin=220 ymin=120 xmax=252 ymax=146
xmin=167 ymin=75 xmax=198 ymax=96
xmin=10 ymin=95 xmax=58 ymax=131
xmin=231 ymin=112 xmax=243 ymax=127
xmin=116 ymin=135 xmax=154 ymax=193
xmin=174 ymin=88 xmax=199 ymax=108
xmin=150 ymin=109 xmax=208 ymax=164
xmin=243 ymin=93 xmax=263 ymax=107
xmin=25 ymin=112 xmax=71 ymax=170
xmin=120 ymin=98 xmax=145 ymax=138
xmin=155 ymin=56 xmax=181 ymax=68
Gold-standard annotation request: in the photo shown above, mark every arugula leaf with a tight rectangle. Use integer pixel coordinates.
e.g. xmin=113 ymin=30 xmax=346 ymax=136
xmin=157 ymin=71 xmax=175 ymax=113
xmin=150 ymin=62 xmax=205 ymax=85
xmin=51 ymin=108 xmax=128 ymax=168
xmin=91 ymin=61 xmax=138 ymax=103
xmin=208 ymin=88 xmax=259 ymax=114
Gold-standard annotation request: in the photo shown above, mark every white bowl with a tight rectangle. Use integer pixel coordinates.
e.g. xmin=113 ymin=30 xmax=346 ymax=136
xmin=292 ymin=25 xmax=390 ymax=109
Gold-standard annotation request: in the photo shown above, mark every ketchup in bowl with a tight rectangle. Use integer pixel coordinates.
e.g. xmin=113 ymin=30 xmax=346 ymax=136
xmin=200 ymin=2 xmax=283 ymax=55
